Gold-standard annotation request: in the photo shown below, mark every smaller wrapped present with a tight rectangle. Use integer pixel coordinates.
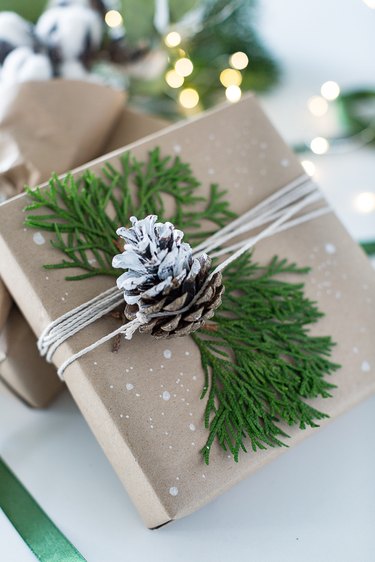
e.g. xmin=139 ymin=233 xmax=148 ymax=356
xmin=0 ymin=80 xmax=167 ymax=407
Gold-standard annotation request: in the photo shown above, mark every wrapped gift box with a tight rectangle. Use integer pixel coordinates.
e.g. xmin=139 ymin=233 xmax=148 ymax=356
xmin=0 ymin=95 xmax=374 ymax=526
xmin=0 ymin=82 xmax=167 ymax=407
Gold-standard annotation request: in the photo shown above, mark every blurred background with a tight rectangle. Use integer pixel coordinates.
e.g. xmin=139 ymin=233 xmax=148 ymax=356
xmin=0 ymin=0 xmax=374 ymax=250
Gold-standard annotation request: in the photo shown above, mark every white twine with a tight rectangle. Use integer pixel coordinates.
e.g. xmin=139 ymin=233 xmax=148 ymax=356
xmin=36 ymin=175 xmax=331 ymax=379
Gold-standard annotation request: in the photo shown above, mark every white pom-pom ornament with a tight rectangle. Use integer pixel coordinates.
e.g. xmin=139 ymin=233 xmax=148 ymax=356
xmin=1 ymin=47 xmax=53 ymax=85
xmin=0 ymin=12 xmax=35 ymax=64
xmin=36 ymin=5 xmax=103 ymax=63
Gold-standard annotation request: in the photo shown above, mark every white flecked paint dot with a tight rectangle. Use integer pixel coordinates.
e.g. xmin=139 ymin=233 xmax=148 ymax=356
xmin=280 ymin=158 xmax=290 ymax=167
xmin=162 ymin=391 xmax=171 ymax=401
xmin=33 ymin=232 xmax=46 ymax=245
xmin=126 ymin=383 xmax=134 ymax=390
xmin=361 ymin=361 xmax=371 ymax=372
xmin=174 ymin=144 xmax=181 ymax=153
xmin=353 ymin=347 xmax=359 ymax=354
xmin=109 ymin=385 xmax=114 ymax=389
xmin=163 ymin=349 xmax=172 ymax=359
xmin=324 ymin=243 xmax=336 ymax=255
xmin=185 ymin=351 xmax=190 ymax=356
xmin=189 ymin=423 xmax=196 ymax=431
xmin=192 ymin=375 xmax=197 ymax=380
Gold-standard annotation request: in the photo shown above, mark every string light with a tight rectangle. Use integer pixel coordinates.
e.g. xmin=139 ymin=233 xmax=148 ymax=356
xmin=307 ymin=96 xmax=329 ymax=117
xmin=301 ymin=160 xmax=316 ymax=177
xmin=165 ymin=70 xmax=184 ymax=88
xmin=105 ymin=10 xmax=123 ymax=28
xmin=164 ymin=31 xmax=181 ymax=48
xmin=225 ymin=85 xmax=242 ymax=103
xmin=175 ymin=58 xmax=194 ymax=77
xmin=310 ymin=137 xmax=329 ymax=155
xmin=321 ymin=81 xmax=340 ymax=101
xmin=229 ymin=51 xmax=249 ymax=70
xmin=354 ymin=192 xmax=375 ymax=213
xmin=179 ymin=88 xmax=199 ymax=109
xmin=220 ymin=68 xmax=242 ymax=87
xmin=362 ymin=0 xmax=375 ymax=8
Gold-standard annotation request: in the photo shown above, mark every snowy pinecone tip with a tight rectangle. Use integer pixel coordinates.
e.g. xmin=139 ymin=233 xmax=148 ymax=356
xmin=112 ymin=215 xmax=224 ymax=338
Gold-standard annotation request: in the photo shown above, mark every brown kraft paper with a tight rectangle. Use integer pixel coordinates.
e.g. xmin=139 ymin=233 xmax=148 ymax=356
xmin=0 ymin=81 xmax=167 ymax=406
xmin=0 ymin=95 xmax=374 ymax=527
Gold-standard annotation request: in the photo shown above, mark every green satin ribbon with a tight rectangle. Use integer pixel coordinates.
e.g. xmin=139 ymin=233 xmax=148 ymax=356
xmin=0 ymin=457 xmax=86 ymax=562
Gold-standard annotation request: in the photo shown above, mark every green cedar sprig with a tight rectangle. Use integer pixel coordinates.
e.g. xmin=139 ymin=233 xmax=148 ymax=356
xmin=192 ymin=253 xmax=339 ymax=464
xmin=24 ymin=147 xmax=235 ymax=280
xmin=24 ymin=148 xmax=339 ymax=464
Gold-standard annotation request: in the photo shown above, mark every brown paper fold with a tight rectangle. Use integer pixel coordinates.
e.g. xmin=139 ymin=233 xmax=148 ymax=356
xmin=0 ymin=307 xmax=62 ymax=408
xmin=0 ymin=95 xmax=374 ymax=527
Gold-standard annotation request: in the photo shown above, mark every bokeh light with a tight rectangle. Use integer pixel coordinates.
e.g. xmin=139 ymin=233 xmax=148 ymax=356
xmin=320 ymin=81 xmax=340 ymax=101
xmin=179 ymin=88 xmax=199 ymax=109
xmin=310 ymin=137 xmax=329 ymax=154
xmin=220 ymin=68 xmax=242 ymax=87
xmin=354 ymin=192 xmax=375 ymax=213
xmin=164 ymin=32 xmax=182 ymax=48
xmin=225 ymin=85 xmax=242 ymax=103
xmin=307 ymin=96 xmax=329 ymax=117
xmin=175 ymin=58 xmax=194 ymax=77
xmin=105 ymin=10 xmax=123 ymax=28
xmin=165 ymin=70 xmax=184 ymax=88
xmin=229 ymin=51 xmax=249 ymax=70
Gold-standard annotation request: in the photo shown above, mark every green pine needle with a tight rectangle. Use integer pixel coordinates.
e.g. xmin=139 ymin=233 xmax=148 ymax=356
xmin=24 ymin=148 xmax=339 ymax=464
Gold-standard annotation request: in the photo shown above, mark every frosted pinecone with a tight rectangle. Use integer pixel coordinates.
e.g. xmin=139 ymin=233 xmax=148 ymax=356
xmin=112 ymin=215 xmax=224 ymax=339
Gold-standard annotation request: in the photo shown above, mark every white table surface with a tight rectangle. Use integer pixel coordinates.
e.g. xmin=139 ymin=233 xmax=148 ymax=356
xmin=1 ymin=1 xmax=375 ymax=561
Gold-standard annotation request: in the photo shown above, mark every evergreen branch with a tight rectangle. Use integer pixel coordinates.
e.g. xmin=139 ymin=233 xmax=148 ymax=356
xmin=192 ymin=252 xmax=340 ymax=465
xmin=24 ymin=148 xmax=234 ymax=279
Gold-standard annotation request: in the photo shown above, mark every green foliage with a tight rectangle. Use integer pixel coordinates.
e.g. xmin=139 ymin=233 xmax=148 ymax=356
xmin=24 ymin=148 xmax=235 ymax=280
xmin=193 ymin=253 xmax=339 ymax=464
xmin=24 ymin=149 xmax=338 ymax=464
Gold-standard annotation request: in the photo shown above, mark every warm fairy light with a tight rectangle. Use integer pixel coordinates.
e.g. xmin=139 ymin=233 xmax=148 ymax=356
xmin=175 ymin=57 xmax=194 ymax=77
xmin=320 ymin=81 xmax=340 ymax=101
xmin=105 ymin=10 xmax=123 ymax=28
xmin=165 ymin=70 xmax=184 ymax=88
xmin=220 ymin=68 xmax=242 ymax=88
xmin=310 ymin=137 xmax=329 ymax=155
xmin=164 ymin=31 xmax=181 ymax=48
xmin=362 ymin=0 xmax=375 ymax=8
xmin=229 ymin=51 xmax=249 ymax=70
xmin=301 ymin=160 xmax=316 ymax=177
xmin=307 ymin=95 xmax=328 ymax=117
xmin=225 ymin=85 xmax=242 ymax=103
xmin=354 ymin=191 xmax=375 ymax=213
xmin=179 ymin=88 xmax=199 ymax=109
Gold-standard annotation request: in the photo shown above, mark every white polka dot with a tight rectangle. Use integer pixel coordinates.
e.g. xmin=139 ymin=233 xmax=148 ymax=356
xmin=162 ymin=391 xmax=171 ymax=401
xmin=33 ymin=232 xmax=45 ymax=245
xmin=185 ymin=351 xmax=190 ymax=356
xmin=361 ymin=361 xmax=371 ymax=372
xmin=280 ymin=158 xmax=290 ymax=167
xmin=324 ymin=243 xmax=336 ymax=255
xmin=126 ymin=383 xmax=134 ymax=390
xmin=163 ymin=349 xmax=172 ymax=359
xmin=353 ymin=347 xmax=359 ymax=354
xmin=189 ymin=423 xmax=196 ymax=431
xmin=109 ymin=385 xmax=114 ymax=389
xmin=174 ymin=144 xmax=181 ymax=153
